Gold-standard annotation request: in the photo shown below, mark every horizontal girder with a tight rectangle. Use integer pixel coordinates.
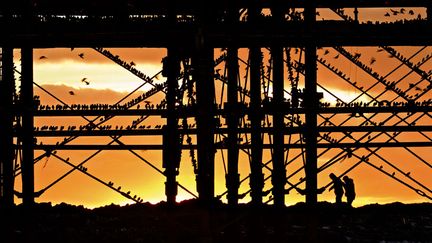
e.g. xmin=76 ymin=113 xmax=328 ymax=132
xmin=28 ymin=126 xmax=432 ymax=137
xmin=28 ymin=142 xmax=432 ymax=151
xmin=1 ymin=21 xmax=432 ymax=48
xmin=0 ymin=0 xmax=430 ymax=15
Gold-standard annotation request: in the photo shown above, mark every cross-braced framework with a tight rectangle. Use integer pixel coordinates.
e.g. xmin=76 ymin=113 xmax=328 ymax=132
xmin=1 ymin=0 xmax=432 ymax=208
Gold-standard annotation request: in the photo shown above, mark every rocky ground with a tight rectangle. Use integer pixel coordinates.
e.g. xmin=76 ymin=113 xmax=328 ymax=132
xmin=1 ymin=200 xmax=432 ymax=243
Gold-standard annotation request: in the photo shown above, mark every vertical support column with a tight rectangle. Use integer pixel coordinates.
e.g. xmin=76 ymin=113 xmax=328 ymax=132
xmin=249 ymin=48 xmax=264 ymax=206
xmin=0 ymin=47 xmax=15 ymax=207
xmin=249 ymin=3 xmax=264 ymax=206
xmin=21 ymin=47 xmax=35 ymax=206
xmin=225 ymin=7 xmax=240 ymax=206
xmin=226 ymin=49 xmax=240 ymax=205
xmin=428 ymin=4 xmax=432 ymax=23
xmin=162 ymin=7 xmax=181 ymax=206
xmin=226 ymin=37 xmax=240 ymax=205
xmin=354 ymin=8 xmax=359 ymax=23
xmin=304 ymin=1 xmax=318 ymax=205
xmin=162 ymin=48 xmax=181 ymax=206
xmin=194 ymin=26 xmax=215 ymax=205
xmin=271 ymin=6 xmax=286 ymax=207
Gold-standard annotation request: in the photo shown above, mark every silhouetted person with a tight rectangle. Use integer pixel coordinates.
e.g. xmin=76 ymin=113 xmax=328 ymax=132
xmin=328 ymin=173 xmax=344 ymax=205
xmin=343 ymin=176 xmax=356 ymax=206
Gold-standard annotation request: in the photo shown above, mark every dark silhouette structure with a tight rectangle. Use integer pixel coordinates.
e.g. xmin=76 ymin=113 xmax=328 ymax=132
xmin=1 ymin=0 xmax=432 ymax=209
xmin=343 ymin=176 xmax=356 ymax=206
xmin=329 ymin=173 xmax=344 ymax=205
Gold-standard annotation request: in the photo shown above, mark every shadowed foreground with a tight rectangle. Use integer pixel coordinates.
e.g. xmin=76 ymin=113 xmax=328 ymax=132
xmin=1 ymin=200 xmax=432 ymax=243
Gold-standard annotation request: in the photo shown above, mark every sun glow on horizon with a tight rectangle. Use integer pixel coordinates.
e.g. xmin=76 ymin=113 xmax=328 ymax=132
xmin=33 ymin=61 xmax=164 ymax=93
xmin=6 ymin=40 xmax=432 ymax=209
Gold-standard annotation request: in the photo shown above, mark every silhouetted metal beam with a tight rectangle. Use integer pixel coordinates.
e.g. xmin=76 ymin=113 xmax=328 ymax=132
xmin=33 ymin=109 xmax=167 ymax=116
xmin=0 ymin=47 xmax=15 ymax=207
xmin=162 ymin=45 xmax=181 ymax=205
xmin=194 ymin=17 xmax=216 ymax=205
xmin=226 ymin=6 xmax=241 ymax=206
xmin=30 ymin=142 xmax=432 ymax=151
xmin=30 ymin=105 xmax=432 ymax=116
xmin=29 ymin=125 xmax=432 ymax=137
xmin=21 ymin=47 xmax=35 ymax=206
xmin=248 ymin=3 xmax=264 ymax=206
xmin=304 ymin=0 xmax=318 ymax=205
xmin=271 ymin=4 xmax=286 ymax=207
xmin=0 ymin=0 xmax=428 ymax=15
xmin=2 ymin=22 xmax=432 ymax=48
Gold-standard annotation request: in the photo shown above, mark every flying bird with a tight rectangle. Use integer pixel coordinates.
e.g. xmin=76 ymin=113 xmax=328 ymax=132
xmin=370 ymin=57 xmax=376 ymax=65
xmin=390 ymin=9 xmax=399 ymax=15
xmin=81 ymin=78 xmax=89 ymax=85
xmin=39 ymin=55 xmax=47 ymax=60
xmin=334 ymin=54 xmax=339 ymax=59
xmin=400 ymin=8 xmax=406 ymax=14
xmin=78 ymin=53 xmax=84 ymax=59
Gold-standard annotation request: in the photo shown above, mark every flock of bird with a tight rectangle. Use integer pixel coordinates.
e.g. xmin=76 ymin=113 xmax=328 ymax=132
xmin=384 ymin=8 xmax=415 ymax=17
xmin=38 ymin=48 xmax=88 ymax=95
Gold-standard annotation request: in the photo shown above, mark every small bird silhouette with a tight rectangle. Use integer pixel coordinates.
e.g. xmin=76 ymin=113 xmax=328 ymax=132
xmin=69 ymin=91 xmax=75 ymax=95
xmin=78 ymin=53 xmax=84 ymax=59
xmin=39 ymin=55 xmax=47 ymax=60
xmin=390 ymin=9 xmax=399 ymax=15
xmin=334 ymin=54 xmax=339 ymax=59
xmin=81 ymin=78 xmax=89 ymax=85
xmin=370 ymin=57 xmax=376 ymax=65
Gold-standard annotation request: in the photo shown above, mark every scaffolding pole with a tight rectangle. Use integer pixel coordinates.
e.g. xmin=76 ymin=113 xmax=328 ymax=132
xmin=0 ymin=47 xmax=15 ymax=207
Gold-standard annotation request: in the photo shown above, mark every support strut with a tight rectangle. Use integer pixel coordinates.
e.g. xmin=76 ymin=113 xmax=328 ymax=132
xmin=194 ymin=22 xmax=216 ymax=205
xmin=304 ymin=1 xmax=318 ymax=205
xmin=21 ymin=47 xmax=35 ymax=206
xmin=0 ymin=47 xmax=15 ymax=207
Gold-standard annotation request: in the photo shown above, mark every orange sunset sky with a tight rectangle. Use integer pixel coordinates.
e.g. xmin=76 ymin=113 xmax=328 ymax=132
xmin=7 ymin=7 xmax=432 ymax=208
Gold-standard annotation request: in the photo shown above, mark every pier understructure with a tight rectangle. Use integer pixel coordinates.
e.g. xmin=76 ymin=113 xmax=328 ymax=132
xmin=1 ymin=0 xmax=432 ymax=207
